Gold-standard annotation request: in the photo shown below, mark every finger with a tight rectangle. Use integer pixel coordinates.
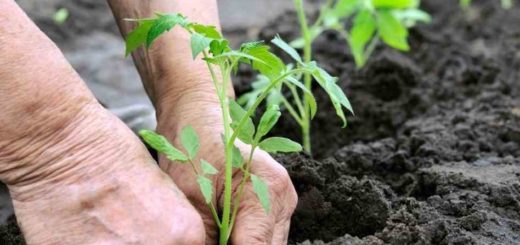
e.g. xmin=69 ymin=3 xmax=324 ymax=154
xmin=272 ymin=215 xmax=292 ymax=244
xmin=230 ymin=151 xmax=297 ymax=245
xmin=159 ymin=155 xmax=220 ymax=244
xmin=230 ymin=185 xmax=275 ymax=245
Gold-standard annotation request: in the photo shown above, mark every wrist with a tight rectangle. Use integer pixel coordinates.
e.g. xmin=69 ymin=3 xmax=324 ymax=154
xmin=156 ymin=82 xmax=224 ymax=138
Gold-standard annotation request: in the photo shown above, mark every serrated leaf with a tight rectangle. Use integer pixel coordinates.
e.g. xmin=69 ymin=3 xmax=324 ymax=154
xmin=350 ymin=9 xmax=377 ymax=67
xmin=272 ymin=36 xmax=302 ymax=63
xmin=209 ymin=39 xmax=230 ymax=56
xmin=332 ymin=0 xmax=360 ymax=18
xmin=256 ymin=105 xmax=281 ymax=140
xmin=311 ymin=67 xmax=353 ymax=127
xmin=190 ymin=32 xmax=212 ymax=59
xmin=240 ymin=41 xmax=266 ymax=52
xmin=146 ymin=13 xmax=187 ymax=47
xmin=251 ymin=175 xmax=271 ymax=214
xmin=377 ymin=10 xmax=410 ymax=51
xmin=259 ymin=137 xmax=303 ymax=153
xmin=242 ymin=44 xmax=285 ymax=79
xmin=229 ymin=99 xmax=255 ymax=144
xmin=201 ymin=159 xmax=218 ymax=175
xmin=191 ymin=23 xmax=222 ymax=39
xmin=180 ymin=126 xmax=200 ymax=159
xmin=285 ymin=76 xmax=318 ymax=118
xmin=197 ymin=175 xmax=213 ymax=204
xmin=125 ymin=20 xmax=154 ymax=56
xmin=372 ymin=0 xmax=417 ymax=9
xmin=139 ymin=130 xmax=188 ymax=162
xmin=232 ymin=145 xmax=244 ymax=168
xmin=392 ymin=9 xmax=431 ymax=27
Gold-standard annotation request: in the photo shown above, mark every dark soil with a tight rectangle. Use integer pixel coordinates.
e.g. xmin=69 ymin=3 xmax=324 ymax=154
xmin=253 ymin=0 xmax=520 ymax=244
xmin=2 ymin=0 xmax=520 ymax=244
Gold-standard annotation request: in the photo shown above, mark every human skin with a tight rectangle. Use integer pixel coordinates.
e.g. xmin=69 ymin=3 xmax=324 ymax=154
xmin=0 ymin=0 xmax=206 ymax=244
xmin=107 ymin=0 xmax=298 ymax=244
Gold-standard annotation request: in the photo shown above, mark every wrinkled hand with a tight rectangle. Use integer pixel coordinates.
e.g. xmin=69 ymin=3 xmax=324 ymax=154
xmin=0 ymin=1 xmax=207 ymax=242
xmin=156 ymin=91 xmax=298 ymax=245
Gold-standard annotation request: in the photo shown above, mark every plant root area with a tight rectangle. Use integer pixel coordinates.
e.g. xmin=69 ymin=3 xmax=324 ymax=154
xmin=2 ymin=0 xmax=520 ymax=244
xmin=236 ymin=0 xmax=520 ymax=244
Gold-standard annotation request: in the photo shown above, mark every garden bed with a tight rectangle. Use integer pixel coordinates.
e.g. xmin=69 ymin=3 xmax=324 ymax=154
xmin=260 ymin=0 xmax=520 ymax=243
xmin=2 ymin=0 xmax=520 ymax=244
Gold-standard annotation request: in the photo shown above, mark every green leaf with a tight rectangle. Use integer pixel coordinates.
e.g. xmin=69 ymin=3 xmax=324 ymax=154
xmin=240 ymin=41 xmax=266 ymax=52
xmin=146 ymin=13 xmax=187 ymax=47
xmin=190 ymin=32 xmax=212 ymax=59
xmin=392 ymin=9 xmax=431 ymax=27
xmin=242 ymin=44 xmax=285 ymax=79
xmin=332 ymin=0 xmax=360 ymax=19
xmin=311 ymin=67 xmax=353 ymax=127
xmin=349 ymin=9 xmax=377 ymax=67
xmin=232 ymin=145 xmax=244 ymax=168
xmin=460 ymin=0 xmax=471 ymax=7
xmin=191 ymin=23 xmax=222 ymax=39
xmin=251 ymin=175 xmax=271 ymax=214
xmin=377 ymin=10 xmax=410 ymax=51
xmin=259 ymin=137 xmax=302 ymax=153
xmin=53 ymin=8 xmax=69 ymax=25
xmin=212 ymin=51 xmax=268 ymax=66
xmin=502 ymin=0 xmax=513 ymax=9
xmin=197 ymin=175 xmax=213 ymax=204
xmin=125 ymin=20 xmax=155 ymax=56
xmin=256 ymin=105 xmax=281 ymax=140
xmin=372 ymin=0 xmax=417 ymax=9
xmin=139 ymin=130 xmax=188 ymax=162
xmin=229 ymin=99 xmax=255 ymax=144
xmin=271 ymin=36 xmax=302 ymax=63
xmin=238 ymin=75 xmax=271 ymax=109
xmin=180 ymin=126 xmax=200 ymax=159
xmin=290 ymin=37 xmax=305 ymax=49
xmin=285 ymin=76 xmax=318 ymax=118
xmin=201 ymin=159 xmax=219 ymax=175
xmin=209 ymin=39 xmax=231 ymax=56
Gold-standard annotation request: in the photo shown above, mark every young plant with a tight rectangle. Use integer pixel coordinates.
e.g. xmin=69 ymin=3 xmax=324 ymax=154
xmin=240 ymin=0 xmax=429 ymax=154
xmin=124 ymin=13 xmax=351 ymax=245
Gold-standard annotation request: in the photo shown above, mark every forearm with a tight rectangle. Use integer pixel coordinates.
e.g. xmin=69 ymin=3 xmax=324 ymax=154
xmin=0 ymin=1 xmax=117 ymax=189
xmin=0 ymin=0 xmax=96 ymax=109
xmin=107 ymin=0 xmax=225 ymax=111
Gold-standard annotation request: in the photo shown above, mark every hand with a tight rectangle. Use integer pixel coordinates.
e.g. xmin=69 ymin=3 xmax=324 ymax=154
xmin=106 ymin=0 xmax=297 ymax=242
xmin=155 ymin=90 xmax=298 ymax=245
xmin=0 ymin=1 xmax=206 ymax=243
xmin=3 ymin=104 xmax=207 ymax=245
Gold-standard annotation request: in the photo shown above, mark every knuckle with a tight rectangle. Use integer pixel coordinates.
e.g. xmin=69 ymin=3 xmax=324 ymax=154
xmin=286 ymin=183 xmax=298 ymax=212
xmin=268 ymin=166 xmax=294 ymax=197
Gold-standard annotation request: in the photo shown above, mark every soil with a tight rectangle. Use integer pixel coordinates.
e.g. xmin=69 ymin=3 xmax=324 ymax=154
xmin=2 ymin=0 xmax=520 ymax=244
xmin=257 ymin=0 xmax=520 ymax=243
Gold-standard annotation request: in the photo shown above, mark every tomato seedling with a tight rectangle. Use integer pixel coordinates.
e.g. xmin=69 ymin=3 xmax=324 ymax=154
xmin=124 ymin=13 xmax=351 ymax=245
xmin=240 ymin=0 xmax=428 ymax=154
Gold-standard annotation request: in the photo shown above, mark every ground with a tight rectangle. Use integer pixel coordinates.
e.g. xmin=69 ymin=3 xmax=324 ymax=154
xmin=2 ymin=0 xmax=520 ymax=244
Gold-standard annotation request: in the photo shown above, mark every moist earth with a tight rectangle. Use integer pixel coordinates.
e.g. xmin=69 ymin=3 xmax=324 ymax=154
xmin=3 ymin=0 xmax=520 ymax=244
xmin=259 ymin=0 xmax=520 ymax=243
